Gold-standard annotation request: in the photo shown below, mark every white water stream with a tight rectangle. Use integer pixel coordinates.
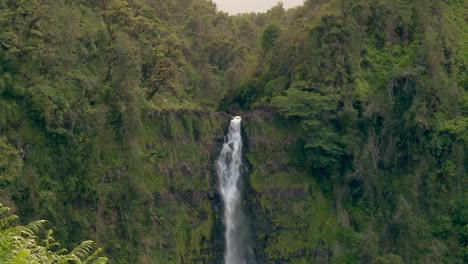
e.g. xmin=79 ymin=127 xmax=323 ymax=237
xmin=216 ymin=116 xmax=253 ymax=264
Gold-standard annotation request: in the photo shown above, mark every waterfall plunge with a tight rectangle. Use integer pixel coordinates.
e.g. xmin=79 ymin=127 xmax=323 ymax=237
xmin=216 ymin=116 xmax=254 ymax=264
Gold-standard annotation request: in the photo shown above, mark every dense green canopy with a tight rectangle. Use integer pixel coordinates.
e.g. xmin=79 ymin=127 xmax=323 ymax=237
xmin=0 ymin=0 xmax=466 ymax=263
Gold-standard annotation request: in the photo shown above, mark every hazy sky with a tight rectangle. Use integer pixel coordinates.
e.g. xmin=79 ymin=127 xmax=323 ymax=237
xmin=212 ymin=0 xmax=305 ymax=14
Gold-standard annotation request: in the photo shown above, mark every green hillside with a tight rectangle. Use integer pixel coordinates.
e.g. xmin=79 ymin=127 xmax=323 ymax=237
xmin=0 ymin=0 xmax=466 ymax=263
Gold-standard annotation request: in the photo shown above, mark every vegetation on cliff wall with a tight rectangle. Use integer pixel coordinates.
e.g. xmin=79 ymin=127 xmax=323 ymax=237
xmin=244 ymin=111 xmax=339 ymax=263
xmin=0 ymin=0 xmax=466 ymax=263
xmin=0 ymin=0 xmax=255 ymax=262
xmin=233 ymin=0 xmax=468 ymax=263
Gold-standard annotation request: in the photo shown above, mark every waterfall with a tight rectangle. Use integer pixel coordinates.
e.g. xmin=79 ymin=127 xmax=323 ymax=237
xmin=216 ymin=116 xmax=254 ymax=264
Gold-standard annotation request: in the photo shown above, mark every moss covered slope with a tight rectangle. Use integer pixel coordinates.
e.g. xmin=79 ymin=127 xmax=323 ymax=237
xmin=244 ymin=111 xmax=339 ymax=263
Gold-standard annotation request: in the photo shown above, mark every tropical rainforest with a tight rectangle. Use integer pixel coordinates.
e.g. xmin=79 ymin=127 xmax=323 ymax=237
xmin=0 ymin=0 xmax=466 ymax=263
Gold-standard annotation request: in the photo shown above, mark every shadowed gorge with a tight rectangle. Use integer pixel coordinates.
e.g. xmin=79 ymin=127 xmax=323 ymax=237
xmin=0 ymin=0 xmax=467 ymax=263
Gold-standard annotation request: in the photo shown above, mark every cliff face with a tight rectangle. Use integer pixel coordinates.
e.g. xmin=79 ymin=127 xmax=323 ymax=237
xmin=134 ymin=111 xmax=230 ymax=263
xmin=8 ymin=110 xmax=231 ymax=263
xmin=9 ymin=109 xmax=340 ymax=263
xmin=243 ymin=111 xmax=338 ymax=263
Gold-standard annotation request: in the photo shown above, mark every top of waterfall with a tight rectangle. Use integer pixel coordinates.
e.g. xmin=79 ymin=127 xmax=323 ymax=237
xmin=233 ymin=116 xmax=242 ymax=120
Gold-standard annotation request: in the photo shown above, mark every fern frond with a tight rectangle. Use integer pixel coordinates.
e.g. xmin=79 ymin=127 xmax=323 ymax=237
xmin=58 ymin=254 xmax=82 ymax=264
xmin=0 ymin=214 xmax=18 ymax=229
xmin=42 ymin=229 xmax=58 ymax=249
xmin=83 ymin=247 xmax=106 ymax=264
xmin=0 ymin=205 xmax=11 ymax=217
xmin=56 ymin=248 xmax=68 ymax=254
xmin=21 ymin=220 xmax=48 ymax=237
xmin=93 ymin=256 xmax=109 ymax=264
xmin=65 ymin=240 xmax=95 ymax=262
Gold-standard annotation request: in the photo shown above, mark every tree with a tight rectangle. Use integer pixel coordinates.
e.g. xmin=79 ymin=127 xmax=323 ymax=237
xmin=271 ymin=89 xmax=347 ymax=171
xmin=147 ymin=35 xmax=184 ymax=99
xmin=261 ymin=23 xmax=281 ymax=51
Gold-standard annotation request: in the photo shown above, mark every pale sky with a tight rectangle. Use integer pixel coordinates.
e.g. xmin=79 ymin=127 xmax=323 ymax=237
xmin=212 ymin=0 xmax=305 ymax=14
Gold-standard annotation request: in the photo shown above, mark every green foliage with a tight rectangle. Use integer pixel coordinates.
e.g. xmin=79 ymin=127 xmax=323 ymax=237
xmin=272 ymin=89 xmax=347 ymax=170
xmin=0 ymin=138 xmax=21 ymax=187
xmin=234 ymin=0 xmax=468 ymax=262
xmin=0 ymin=0 xmax=466 ymax=263
xmin=372 ymin=254 xmax=404 ymax=264
xmin=272 ymin=89 xmax=338 ymax=119
xmin=243 ymin=114 xmax=339 ymax=263
xmin=0 ymin=204 xmax=107 ymax=264
xmin=261 ymin=23 xmax=282 ymax=51
xmin=439 ymin=117 xmax=468 ymax=142
xmin=147 ymin=35 xmax=184 ymax=99
xmin=0 ymin=0 xmax=264 ymax=262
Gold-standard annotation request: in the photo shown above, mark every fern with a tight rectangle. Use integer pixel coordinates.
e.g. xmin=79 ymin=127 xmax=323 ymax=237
xmin=0 ymin=205 xmax=108 ymax=263
xmin=0 ymin=215 xmax=18 ymax=230
xmin=68 ymin=240 xmax=95 ymax=261
xmin=22 ymin=220 xmax=48 ymax=237
xmin=84 ymin=248 xmax=106 ymax=264
xmin=0 ymin=205 xmax=11 ymax=217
